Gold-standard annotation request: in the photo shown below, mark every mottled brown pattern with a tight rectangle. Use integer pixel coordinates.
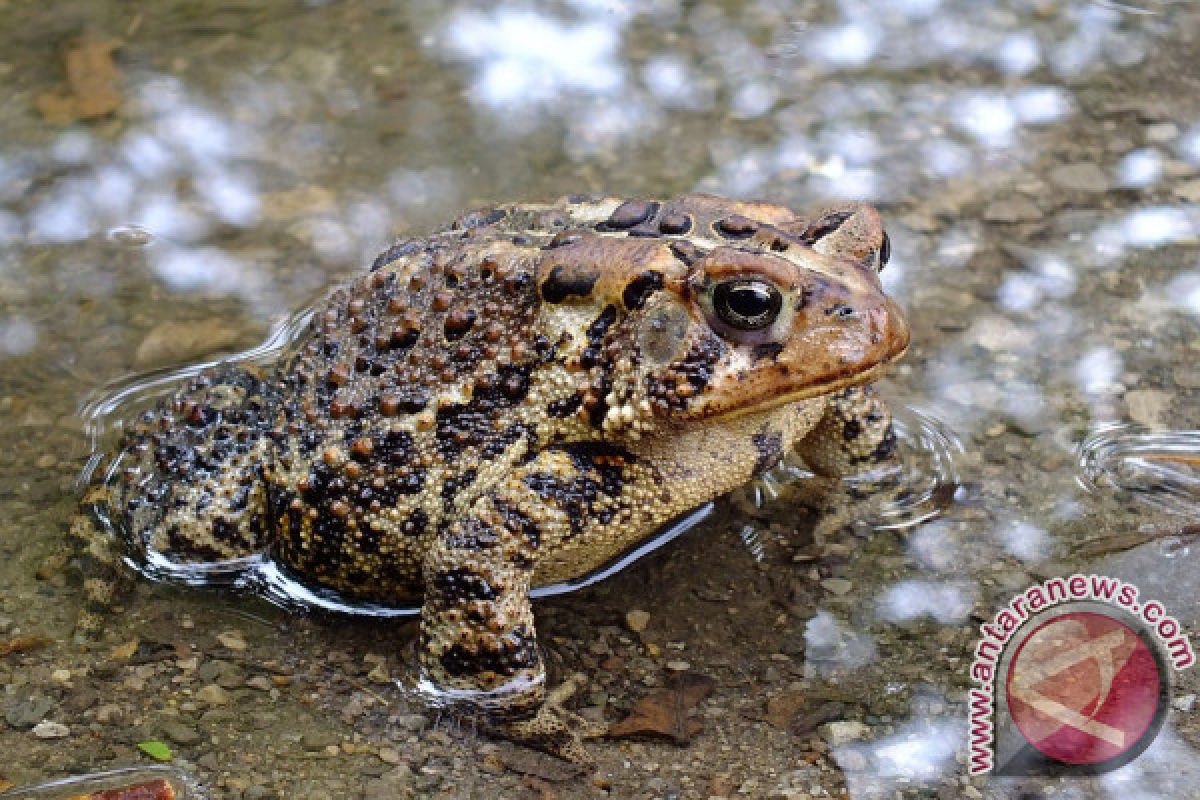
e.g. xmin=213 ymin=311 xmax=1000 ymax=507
xmin=71 ymin=193 xmax=909 ymax=763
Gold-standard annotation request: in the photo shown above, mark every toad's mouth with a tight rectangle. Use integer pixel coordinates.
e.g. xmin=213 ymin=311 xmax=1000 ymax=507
xmin=705 ymin=344 xmax=909 ymax=422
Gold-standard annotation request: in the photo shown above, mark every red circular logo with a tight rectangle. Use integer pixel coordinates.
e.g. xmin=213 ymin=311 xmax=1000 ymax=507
xmin=1005 ymin=611 xmax=1161 ymax=765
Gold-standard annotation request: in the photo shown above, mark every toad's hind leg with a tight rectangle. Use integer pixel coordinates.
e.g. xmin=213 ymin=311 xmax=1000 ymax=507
xmin=70 ymin=365 xmax=280 ymax=636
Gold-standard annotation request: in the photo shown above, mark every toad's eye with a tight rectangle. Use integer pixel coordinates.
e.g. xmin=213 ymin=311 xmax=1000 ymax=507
xmin=878 ymin=231 xmax=891 ymax=270
xmin=711 ymin=278 xmax=783 ymax=331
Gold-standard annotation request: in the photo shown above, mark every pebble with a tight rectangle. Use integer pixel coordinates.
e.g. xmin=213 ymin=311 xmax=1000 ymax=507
xmin=161 ymin=719 xmax=203 ymax=745
xmin=301 ymin=730 xmax=340 ymax=750
xmin=1124 ymin=388 xmax=1171 ymax=428
xmin=666 ymin=660 xmax=692 ymax=672
xmin=982 ymin=197 xmax=1043 ymax=223
xmin=820 ymin=578 xmax=853 ymax=596
xmin=1173 ymin=694 xmax=1197 ymax=713
xmin=625 ymin=609 xmax=651 ymax=633
xmin=246 ymin=675 xmax=274 ymax=692
xmin=378 ymin=747 xmax=402 ymax=765
xmin=1048 ymin=163 xmax=1112 ymax=193
xmin=134 ymin=320 xmax=244 ymax=368
xmin=1144 ymin=122 xmax=1179 ymax=143
xmin=1174 ymin=179 xmax=1200 ymax=203
xmin=35 ymin=454 xmax=57 ymax=469
xmin=217 ymin=630 xmax=248 ymax=651
xmin=32 ymin=720 xmax=69 ymax=739
xmin=392 ymin=713 xmax=429 ymax=733
xmin=195 ymin=684 xmax=231 ymax=706
xmin=820 ymin=719 xmax=870 ymax=746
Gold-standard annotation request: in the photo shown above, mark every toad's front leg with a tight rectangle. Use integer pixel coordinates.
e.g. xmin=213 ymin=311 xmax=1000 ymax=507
xmin=417 ymin=460 xmax=604 ymax=763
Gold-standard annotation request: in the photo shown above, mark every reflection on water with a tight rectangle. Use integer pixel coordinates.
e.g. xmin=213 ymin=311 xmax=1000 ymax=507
xmin=1079 ymin=425 xmax=1200 ymax=516
xmin=0 ymin=0 xmax=1199 ymax=796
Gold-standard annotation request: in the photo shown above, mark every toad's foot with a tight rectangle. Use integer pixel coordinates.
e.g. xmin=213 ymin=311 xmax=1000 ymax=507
xmin=487 ymin=674 xmax=608 ymax=764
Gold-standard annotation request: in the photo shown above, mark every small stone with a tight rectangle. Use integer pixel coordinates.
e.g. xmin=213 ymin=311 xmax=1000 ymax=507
xmin=820 ymin=578 xmax=853 ymax=596
xmin=666 ymin=660 xmax=691 ymax=672
xmin=983 ymin=197 xmax=1043 ymax=223
xmin=50 ymin=668 xmax=71 ymax=683
xmin=1048 ymin=163 xmax=1111 ymax=192
xmin=1174 ymin=365 xmax=1200 ymax=389
xmin=625 ymin=609 xmax=651 ymax=634
xmin=820 ymin=719 xmax=870 ymax=746
xmin=5 ymin=694 xmax=56 ymax=729
xmin=36 ymin=454 xmax=57 ymax=469
xmin=195 ymin=684 xmax=230 ymax=706
xmin=216 ymin=630 xmax=247 ymax=651
xmin=367 ymin=665 xmax=390 ymax=684
xmin=32 ymin=720 xmax=69 ymax=739
xmin=1144 ymin=122 xmax=1179 ymax=143
xmin=393 ymin=713 xmax=428 ymax=733
xmin=134 ymin=320 xmax=244 ymax=368
xmin=161 ymin=719 xmax=202 ymax=745
xmin=1125 ymin=389 xmax=1171 ymax=428
xmin=378 ymin=747 xmax=402 ymax=764
xmin=1173 ymin=179 xmax=1200 ymax=203
xmin=246 ymin=675 xmax=273 ymax=692
xmin=1173 ymin=693 xmax=1196 ymax=713
xmin=301 ymin=730 xmax=340 ymax=750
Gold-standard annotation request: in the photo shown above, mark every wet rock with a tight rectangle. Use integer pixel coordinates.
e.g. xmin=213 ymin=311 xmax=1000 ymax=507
xmin=625 ymin=609 xmax=651 ymax=633
xmin=301 ymin=730 xmax=339 ymax=750
xmin=392 ymin=713 xmax=429 ymax=733
xmin=1174 ymin=179 xmax=1200 ymax=203
xmin=1048 ymin=163 xmax=1111 ymax=193
xmin=1175 ymin=365 xmax=1200 ymax=389
xmin=1125 ymin=389 xmax=1171 ymax=428
xmin=5 ymin=693 xmax=55 ymax=728
xmin=32 ymin=720 xmax=70 ymax=738
xmin=820 ymin=578 xmax=853 ymax=596
xmin=838 ymin=749 xmax=869 ymax=771
xmin=1144 ymin=123 xmax=1179 ymax=143
xmin=983 ymin=197 xmax=1043 ymax=223
xmin=134 ymin=320 xmax=245 ymax=368
xmin=160 ymin=719 xmax=202 ymax=745
xmin=195 ymin=684 xmax=231 ymax=706
xmin=363 ymin=766 xmax=414 ymax=800
xmin=216 ymin=630 xmax=247 ymax=652
xmin=820 ymin=719 xmax=870 ymax=746
xmin=1173 ymin=694 xmax=1196 ymax=712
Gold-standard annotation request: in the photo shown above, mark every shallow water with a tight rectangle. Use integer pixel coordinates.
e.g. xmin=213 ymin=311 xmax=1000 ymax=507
xmin=1 ymin=0 xmax=1199 ymax=798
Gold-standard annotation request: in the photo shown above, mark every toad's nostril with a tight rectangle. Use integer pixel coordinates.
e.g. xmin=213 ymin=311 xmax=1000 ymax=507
xmin=826 ymin=304 xmax=857 ymax=318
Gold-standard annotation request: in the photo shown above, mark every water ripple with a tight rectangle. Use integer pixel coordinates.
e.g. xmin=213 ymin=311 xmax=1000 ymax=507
xmin=1078 ymin=424 xmax=1200 ymax=516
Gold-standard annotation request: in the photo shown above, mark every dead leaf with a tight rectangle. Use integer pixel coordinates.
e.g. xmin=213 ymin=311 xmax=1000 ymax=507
xmin=607 ymin=671 xmax=715 ymax=744
xmin=36 ymin=36 xmax=123 ymax=125
xmin=0 ymin=779 xmax=12 ymax=793
xmin=0 ymin=636 xmax=52 ymax=657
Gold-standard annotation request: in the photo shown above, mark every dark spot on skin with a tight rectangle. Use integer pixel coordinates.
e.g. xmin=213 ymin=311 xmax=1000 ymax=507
xmin=600 ymin=199 xmax=659 ymax=230
xmin=524 ymin=443 xmax=631 ymax=535
xmin=370 ymin=240 xmax=420 ymax=271
xmin=401 ymin=508 xmax=428 ymax=537
xmin=800 ymin=210 xmax=853 ymax=245
xmin=431 ymin=567 xmax=498 ymax=602
xmin=626 ymin=223 xmax=662 ymax=238
xmin=752 ymin=341 xmax=784 ymax=361
xmin=438 ymin=625 xmax=538 ymax=678
xmin=843 ymin=418 xmax=862 ymax=440
xmin=714 ymin=215 xmax=758 ymax=239
xmin=548 ymin=394 xmax=583 ymax=418
xmin=540 ymin=264 xmax=600 ymax=303
xmin=511 ymin=234 xmax=534 ymax=246
xmin=869 ymin=427 xmax=898 ymax=463
xmin=444 ymin=308 xmax=477 ymax=339
xmin=453 ymin=207 xmax=506 ymax=231
xmin=622 ymin=270 xmax=664 ymax=311
xmin=669 ymin=240 xmax=702 ymax=266
xmin=658 ymin=211 xmax=692 ymax=235
xmin=752 ymin=429 xmax=784 ymax=475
